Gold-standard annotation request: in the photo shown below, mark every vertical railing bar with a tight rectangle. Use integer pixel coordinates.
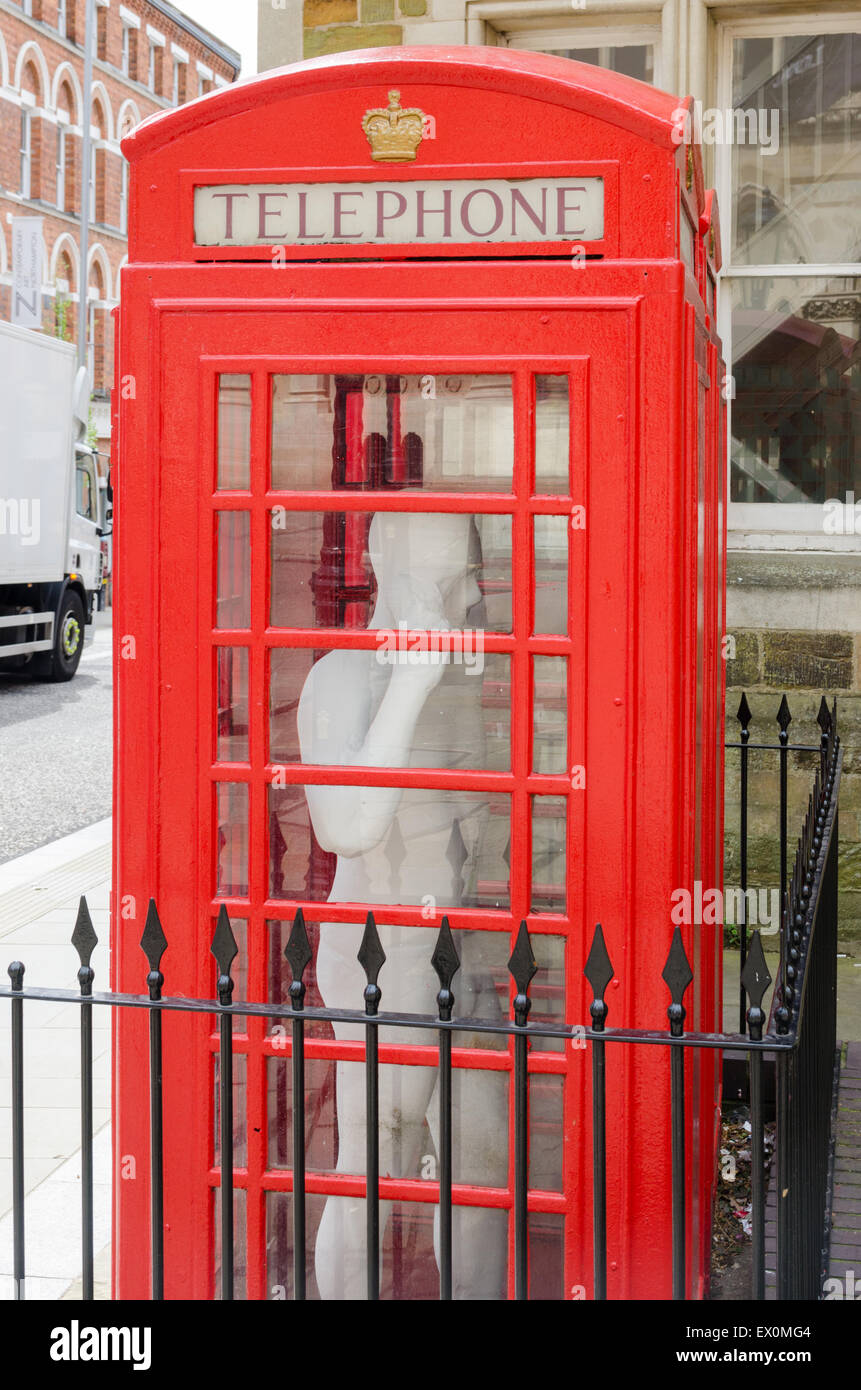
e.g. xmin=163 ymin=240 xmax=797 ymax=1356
xmin=141 ymin=900 xmax=168 ymax=1302
xmin=77 ymin=929 xmax=96 ymax=1303
xmin=749 ymin=1047 xmax=765 ymax=1300
xmin=148 ymin=1000 xmax=164 ymax=1300
xmin=432 ymin=916 xmax=459 ymax=1303
xmin=591 ymin=1034 xmax=607 ymax=1300
xmin=513 ymin=1025 xmax=529 ymax=1300
xmin=291 ymin=1012 xmax=306 ymax=1301
xmin=670 ymin=1043 xmax=686 ymax=1300
xmin=509 ymin=921 xmax=536 ymax=1302
xmin=778 ymin=696 xmax=791 ymax=985
xmin=776 ymin=1048 xmax=790 ymax=1300
xmin=358 ymin=911 xmax=385 ymax=1303
xmin=9 ymin=963 xmax=25 ymax=1301
xmin=219 ymin=1007 xmax=234 ymax=1301
xmin=365 ymin=1018 xmax=380 ymax=1301
xmin=438 ymin=1026 xmax=453 ymax=1300
xmin=738 ymin=703 xmax=750 ymax=1034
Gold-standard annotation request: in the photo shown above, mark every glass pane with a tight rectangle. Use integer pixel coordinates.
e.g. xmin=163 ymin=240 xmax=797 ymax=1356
xmin=532 ymin=796 xmax=566 ymax=914
xmin=216 ymin=648 xmax=249 ymax=761
xmin=530 ymin=933 xmax=566 ymax=1053
xmin=270 ymin=648 xmax=511 ymax=768
xmin=730 ymin=275 xmax=860 ymax=501
xmin=216 ymin=783 xmax=248 ymax=897
xmin=213 ymin=1052 xmax=247 ymax=1167
xmin=533 ymin=657 xmax=567 ymax=774
xmin=529 ymin=1212 xmax=565 ymax=1300
xmin=544 ymin=44 xmax=653 ymax=84
xmin=534 ymin=515 xmax=568 ymax=634
xmin=217 ymin=374 xmax=251 ymax=489
xmin=271 ymin=510 xmax=512 ymax=632
xmin=732 ymin=33 xmax=861 ymax=265
xmin=529 ymin=1073 xmax=564 ymax=1192
xmin=269 ymin=786 xmax=510 ymax=909
xmin=268 ymin=1054 xmax=508 ymax=1183
xmin=216 ymin=512 xmax=250 ymax=629
xmin=271 ymin=373 xmax=514 ymax=492
xmin=266 ymin=1190 xmax=508 ymax=1300
xmin=214 ymin=1188 xmax=246 ymax=1299
xmin=535 ymin=375 xmax=569 ymax=494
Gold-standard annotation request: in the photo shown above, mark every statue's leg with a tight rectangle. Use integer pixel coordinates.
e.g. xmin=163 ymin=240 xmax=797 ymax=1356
xmin=314 ymin=923 xmax=440 ymax=1299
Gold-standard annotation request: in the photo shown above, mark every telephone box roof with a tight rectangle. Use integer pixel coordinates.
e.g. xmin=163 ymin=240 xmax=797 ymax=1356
xmin=123 ymin=44 xmax=692 ymax=163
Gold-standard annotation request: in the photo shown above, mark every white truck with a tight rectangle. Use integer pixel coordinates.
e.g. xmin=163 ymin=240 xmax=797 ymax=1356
xmin=0 ymin=320 xmax=106 ymax=681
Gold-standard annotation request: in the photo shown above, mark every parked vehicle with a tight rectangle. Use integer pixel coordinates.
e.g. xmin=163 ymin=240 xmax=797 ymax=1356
xmin=0 ymin=321 xmax=107 ymax=681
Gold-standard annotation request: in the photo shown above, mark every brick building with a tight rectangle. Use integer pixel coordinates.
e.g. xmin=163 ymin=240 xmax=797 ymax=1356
xmin=258 ymin=2 xmax=861 ymax=936
xmin=0 ymin=0 xmax=240 ymax=445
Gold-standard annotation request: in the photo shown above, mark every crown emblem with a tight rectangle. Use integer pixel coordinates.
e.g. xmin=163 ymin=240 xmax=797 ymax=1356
xmin=362 ymin=90 xmax=426 ymax=163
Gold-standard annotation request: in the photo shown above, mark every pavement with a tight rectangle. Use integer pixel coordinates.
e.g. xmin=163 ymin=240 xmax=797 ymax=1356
xmin=0 ymin=818 xmax=112 ymax=1300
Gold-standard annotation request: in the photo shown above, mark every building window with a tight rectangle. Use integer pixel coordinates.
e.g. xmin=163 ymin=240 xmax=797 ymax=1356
xmin=120 ymin=158 xmax=128 ymax=233
xmin=20 ymin=108 xmax=32 ymax=200
xmin=172 ymin=58 xmax=187 ymax=105
xmin=717 ymin=22 xmax=861 ymax=538
xmin=147 ymin=40 xmax=165 ymax=94
xmin=56 ymin=124 xmax=66 ymax=211
xmin=122 ymin=23 xmax=138 ymax=81
xmin=97 ymin=5 xmax=108 ymax=61
xmin=57 ymin=0 xmax=67 ymax=38
xmin=503 ymin=26 xmax=660 ymax=86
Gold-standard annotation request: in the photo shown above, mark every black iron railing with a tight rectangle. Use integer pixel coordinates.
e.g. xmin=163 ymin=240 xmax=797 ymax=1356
xmin=1 ymin=696 xmax=842 ymax=1301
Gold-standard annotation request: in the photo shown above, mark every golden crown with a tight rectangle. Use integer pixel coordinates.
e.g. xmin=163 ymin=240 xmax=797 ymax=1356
xmin=362 ymin=90 xmax=426 ymax=162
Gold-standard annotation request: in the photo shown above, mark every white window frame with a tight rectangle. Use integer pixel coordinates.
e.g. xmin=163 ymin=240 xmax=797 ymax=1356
xmin=501 ymin=22 xmax=663 ymax=88
xmin=57 ymin=0 xmax=67 ymax=39
xmin=121 ymin=24 xmax=131 ymax=77
xmin=715 ymin=12 xmax=861 ymax=551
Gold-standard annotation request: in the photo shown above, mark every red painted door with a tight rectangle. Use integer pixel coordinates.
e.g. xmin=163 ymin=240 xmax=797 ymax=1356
xmin=113 ymin=261 xmax=707 ymax=1300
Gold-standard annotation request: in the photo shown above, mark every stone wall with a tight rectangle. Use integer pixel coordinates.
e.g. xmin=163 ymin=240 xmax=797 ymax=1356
xmin=725 ymin=553 xmax=861 ymax=944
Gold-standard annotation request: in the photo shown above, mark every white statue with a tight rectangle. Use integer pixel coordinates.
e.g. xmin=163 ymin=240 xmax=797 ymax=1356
xmin=297 ymin=510 xmax=509 ymax=1299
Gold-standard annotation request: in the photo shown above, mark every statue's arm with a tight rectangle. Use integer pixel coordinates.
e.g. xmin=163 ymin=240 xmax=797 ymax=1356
xmin=298 ymin=650 xmax=445 ymax=857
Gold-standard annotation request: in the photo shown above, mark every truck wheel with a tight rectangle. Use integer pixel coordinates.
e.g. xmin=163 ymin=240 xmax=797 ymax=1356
xmin=37 ymin=590 xmax=85 ymax=682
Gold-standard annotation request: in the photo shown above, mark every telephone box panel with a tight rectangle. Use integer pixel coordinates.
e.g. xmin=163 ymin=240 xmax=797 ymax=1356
xmin=114 ymin=47 xmax=726 ymax=1300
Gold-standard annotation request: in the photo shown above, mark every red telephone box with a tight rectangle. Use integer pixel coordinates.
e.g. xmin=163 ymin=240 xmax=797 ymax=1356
xmin=113 ymin=46 xmax=726 ymax=1300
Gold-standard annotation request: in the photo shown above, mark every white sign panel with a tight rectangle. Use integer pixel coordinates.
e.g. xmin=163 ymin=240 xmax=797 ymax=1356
xmin=194 ymin=178 xmax=604 ymax=248
xmin=11 ymin=217 xmax=44 ymax=329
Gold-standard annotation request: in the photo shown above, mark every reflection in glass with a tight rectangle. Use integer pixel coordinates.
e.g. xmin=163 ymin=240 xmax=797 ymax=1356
xmin=529 ymin=1074 xmax=564 ymax=1191
xmin=543 ymin=42 xmax=653 ymax=83
xmin=730 ymin=276 xmax=860 ymax=502
xmin=533 ymin=657 xmax=567 ymax=773
xmin=732 ymin=34 xmax=861 ymax=266
xmin=532 ymin=797 xmax=566 ymax=914
xmin=534 ymin=515 xmax=567 ymax=634
xmin=271 ymin=511 xmax=512 ymax=632
xmin=217 ymin=374 xmax=251 ymax=490
xmin=271 ymin=373 xmax=514 ymax=492
xmin=535 ymin=375 xmax=569 ymax=494
xmin=266 ymin=1190 xmax=510 ymax=1300
xmin=530 ymin=933 xmax=566 ymax=1053
xmin=217 ymin=648 xmax=249 ymax=762
xmin=269 ymin=785 xmax=510 ymax=909
xmin=214 ymin=1052 xmax=247 ymax=1167
xmin=271 ymin=648 xmax=511 ymax=768
xmin=214 ymin=1188 xmax=247 ymax=1299
xmin=216 ymin=512 xmax=251 ymax=629
xmin=528 ymin=1212 xmax=565 ymax=1300
xmin=216 ymin=783 xmax=248 ymax=897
